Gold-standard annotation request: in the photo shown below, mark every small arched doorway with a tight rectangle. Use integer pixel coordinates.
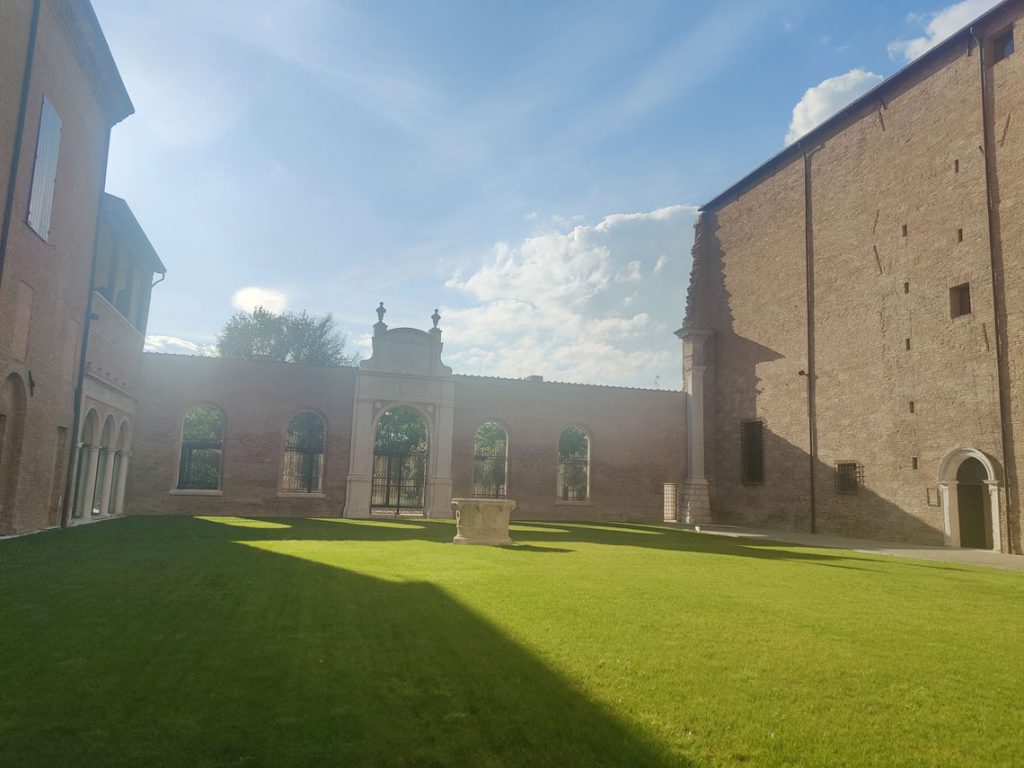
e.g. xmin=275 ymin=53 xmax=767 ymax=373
xmin=372 ymin=406 xmax=429 ymax=515
xmin=956 ymin=458 xmax=990 ymax=549
xmin=938 ymin=448 xmax=1001 ymax=551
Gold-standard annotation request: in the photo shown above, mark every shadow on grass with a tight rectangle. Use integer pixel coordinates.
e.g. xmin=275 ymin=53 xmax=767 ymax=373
xmin=203 ymin=515 xmax=897 ymax=569
xmin=0 ymin=518 xmax=685 ymax=768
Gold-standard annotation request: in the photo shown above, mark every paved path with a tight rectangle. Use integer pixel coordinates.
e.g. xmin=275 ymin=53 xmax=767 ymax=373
xmin=668 ymin=522 xmax=1024 ymax=572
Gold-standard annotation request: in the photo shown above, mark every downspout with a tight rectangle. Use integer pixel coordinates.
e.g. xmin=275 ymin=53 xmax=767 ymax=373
xmin=0 ymin=0 xmax=42 ymax=287
xmin=60 ymin=127 xmax=112 ymax=527
xmin=972 ymin=26 xmax=1015 ymax=553
xmin=799 ymin=140 xmax=819 ymax=534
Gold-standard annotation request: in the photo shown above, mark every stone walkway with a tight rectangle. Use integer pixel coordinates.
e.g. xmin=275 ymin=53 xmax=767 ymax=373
xmin=670 ymin=522 xmax=1024 ymax=572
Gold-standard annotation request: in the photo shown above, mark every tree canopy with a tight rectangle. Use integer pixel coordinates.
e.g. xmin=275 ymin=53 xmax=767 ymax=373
xmin=375 ymin=407 xmax=428 ymax=452
xmin=217 ymin=307 xmax=355 ymax=367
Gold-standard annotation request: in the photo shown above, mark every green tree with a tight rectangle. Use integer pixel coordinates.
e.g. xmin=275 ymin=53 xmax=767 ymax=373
xmin=375 ymin=407 xmax=428 ymax=452
xmin=217 ymin=307 xmax=355 ymax=367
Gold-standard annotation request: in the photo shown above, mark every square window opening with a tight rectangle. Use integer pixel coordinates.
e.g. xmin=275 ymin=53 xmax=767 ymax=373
xmin=835 ymin=462 xmax=863 ymax=495
xmin=950 ymin=282 xmax=972 ymax=318
xmin=993 ymin=27 xmax=1015 ymax=63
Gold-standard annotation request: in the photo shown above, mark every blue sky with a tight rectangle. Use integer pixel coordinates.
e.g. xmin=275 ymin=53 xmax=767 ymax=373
xmin=92 ymin=0 xmax=1000 ymax=386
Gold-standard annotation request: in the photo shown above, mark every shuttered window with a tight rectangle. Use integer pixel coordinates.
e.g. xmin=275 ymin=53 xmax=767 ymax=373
xmin=27 ymin=96 xmax=62 ymax=240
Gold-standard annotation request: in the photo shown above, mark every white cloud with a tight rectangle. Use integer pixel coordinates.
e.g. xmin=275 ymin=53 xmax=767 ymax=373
xmin=144 ymin=335 xmax=217 ymax=356
xmin=786 ymin=68 xmax=883 ymax=144
xmin=231 ymin=286 xmax=289 ymax=314
xmin=442 ymin=205 xmax=697 ymax=386
xmin=887 ymin=0 xmax=1002 ymax=62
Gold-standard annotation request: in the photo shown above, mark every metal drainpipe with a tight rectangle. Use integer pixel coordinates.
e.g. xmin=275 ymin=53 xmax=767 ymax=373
xmin=60 ymin=127 xmax=112 ymax=528
xmin=799 ymin=141 xmax=819 ymax=534
xmin=0 ymin=0 xmax=42 ymax=288
xmin=972 ymin=26 xmax=1016 ymax=553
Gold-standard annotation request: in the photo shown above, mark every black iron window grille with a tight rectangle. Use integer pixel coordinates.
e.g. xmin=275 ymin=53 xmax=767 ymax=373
xmin=177 ymin=406 xmax=225 ymax=490
xmin=473 ymin=450 xmax=508 ymax=498
xmin=740 ymin=419 xmax=765 ymax=485
xmin=282 ymin=412 xmax=325 ymax=493
xmin=558 ymin=453 xmax=589 ymax=501
xmin=835 ymin=462 xmax=863 ymax=495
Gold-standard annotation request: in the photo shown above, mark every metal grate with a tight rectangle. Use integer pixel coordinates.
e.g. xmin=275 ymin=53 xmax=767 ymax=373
xmin=558 ymin=453 xmax=589 ymax=501
xmin=473 ymin=450 xmax=507 ymax=498
xmin=371 ymin=449 xmax=427 ymax=512
xmin=835 ymin=462 xmax=863 ymax=495
xmin=282 ymin=413 xmax=324 ymax=493
xmin=177 ymin=406 xmax=225 ymax=490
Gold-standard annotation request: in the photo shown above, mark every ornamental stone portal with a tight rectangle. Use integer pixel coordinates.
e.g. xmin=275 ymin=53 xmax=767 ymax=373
xmin=342 ymin=305 xmax=455 ymax=518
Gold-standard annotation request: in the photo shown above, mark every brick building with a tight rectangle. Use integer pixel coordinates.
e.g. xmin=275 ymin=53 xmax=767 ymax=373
xmin=0 ymin=0 xmax=160 ymax=535
xmin=681 ymin=0 xmax=1024 ymax=554
xmin=127 ymin=312 xmax=685 ymax=523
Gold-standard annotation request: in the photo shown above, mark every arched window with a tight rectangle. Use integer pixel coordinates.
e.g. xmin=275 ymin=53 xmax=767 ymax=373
xmin=177 ymin=405 xmax=225 ymax=490
xmin=473 ymin=422 xmax=508 ymax=498
xmin=557 ymin=426 xmax=589 ymax=501
xmin=372 ymin=406 xmax=428 ymax=513
xmin=93 ymin=416 xmax=115 ymax=515
xmin=282 ymin=411 xmax=325 ymax=493
xmin=72 ymin=409 xmax=99 ymax=518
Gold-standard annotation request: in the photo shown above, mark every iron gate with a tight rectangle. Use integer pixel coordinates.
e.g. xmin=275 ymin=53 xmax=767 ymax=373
xmin=371 ymin=448 xmax=427 ymax=513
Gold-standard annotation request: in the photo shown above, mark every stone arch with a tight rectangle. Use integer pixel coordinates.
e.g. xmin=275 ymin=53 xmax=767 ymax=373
xmin=937 ymin=447 xmax=1002 ymax=551
xmin=370 ymin=404 xmax=431 ymax=514
xmin=93 ymin=416 xmax=117 ymax=516
xmin=0 ymin=373 xmax=28 ymax=533
xmin=72 ymin=409 xmax=100 ymax=518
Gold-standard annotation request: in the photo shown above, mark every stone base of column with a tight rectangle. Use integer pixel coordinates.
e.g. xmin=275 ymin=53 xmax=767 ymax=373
xmin=681 ymin=479 xmax=712 ymax=524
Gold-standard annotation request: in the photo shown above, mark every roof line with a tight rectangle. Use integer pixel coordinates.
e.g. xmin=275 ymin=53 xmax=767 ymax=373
xmin=700 ymin=0 xmax=1011 ymax=212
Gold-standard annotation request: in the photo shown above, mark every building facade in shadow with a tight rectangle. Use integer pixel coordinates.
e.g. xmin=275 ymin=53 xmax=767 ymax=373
xmin=683 ymin=0 xmax=1024 ymax=554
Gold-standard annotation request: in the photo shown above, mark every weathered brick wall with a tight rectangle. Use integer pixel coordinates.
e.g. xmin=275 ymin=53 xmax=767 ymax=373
xmin=809 ymin=42 xmax=1001 ymax=544
xmin=452 ymin=376 xmax=684 ymax=522
xmin=986 ymin=3 xmax=1024 ymax=553
xmin=0 ymin=1 xmax=113 ymax=534
xmin=127 ymin=354 xmax=359 ymax=517
xmin=690 ymin=2 xmax=1024 ymax=549
xmin=128 ymin=355 xmax=685 ymax=523
xmin=698 ymin=159 xmax=813 ymax=530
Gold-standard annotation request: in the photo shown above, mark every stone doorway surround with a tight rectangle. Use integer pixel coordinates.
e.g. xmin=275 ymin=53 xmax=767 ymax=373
xmin=937 ymin=447 xmax=1002 ymax=552
xmin=342 ymin=306 xmax=455 ymax=518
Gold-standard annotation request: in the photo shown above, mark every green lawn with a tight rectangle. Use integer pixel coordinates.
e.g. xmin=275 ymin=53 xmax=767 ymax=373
xmin=2 ymin=517 xmax=1022 ymax=767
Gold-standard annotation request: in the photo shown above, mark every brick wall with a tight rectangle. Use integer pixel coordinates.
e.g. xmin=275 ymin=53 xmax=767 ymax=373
xmin=0 ymin=0 xmax=115 ymax=534
xmin=689 ymin=1 xmax=1024 ymax=550
xmin=128 ymin=355 xmax=685 ymax=524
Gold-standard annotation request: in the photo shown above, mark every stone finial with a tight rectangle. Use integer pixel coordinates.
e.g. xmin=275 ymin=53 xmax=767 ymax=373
xmin=376 ymin=302 xmax=386 ymax=324
xmin=431 ymin=308 xmax=441 ymax=329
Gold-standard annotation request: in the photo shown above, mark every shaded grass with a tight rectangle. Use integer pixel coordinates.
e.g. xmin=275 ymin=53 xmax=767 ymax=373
xmin=1 ymin=517 xmax=1022 ymax=767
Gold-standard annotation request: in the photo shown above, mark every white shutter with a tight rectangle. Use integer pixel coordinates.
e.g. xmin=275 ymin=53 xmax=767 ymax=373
xmin=27 ymin=96 xmax=62 ymax=240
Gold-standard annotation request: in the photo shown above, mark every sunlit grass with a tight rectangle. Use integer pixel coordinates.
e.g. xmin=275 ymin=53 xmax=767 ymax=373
xmin=1 ymin=517 xmax=1022 ymax=767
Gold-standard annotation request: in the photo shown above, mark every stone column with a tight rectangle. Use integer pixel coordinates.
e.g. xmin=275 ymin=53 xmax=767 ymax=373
xmin=985 ymin=480 xmax=1002 ymax=552
xmin=98 ymin=448 xmax=116 ymax=516
xmin=113 ymin=452 xmax=129 ymax=516
xmin=676 ymin=326 xmax=713 ymax=524
xmin=342 ymin=396 xmax=376 ymax=518
xmin=81 ymin=445 xmax=99 ymax=520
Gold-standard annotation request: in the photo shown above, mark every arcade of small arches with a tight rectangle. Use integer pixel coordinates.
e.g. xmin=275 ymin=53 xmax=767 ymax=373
xmin=69 ymin=406 xmax=132 ymax=522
